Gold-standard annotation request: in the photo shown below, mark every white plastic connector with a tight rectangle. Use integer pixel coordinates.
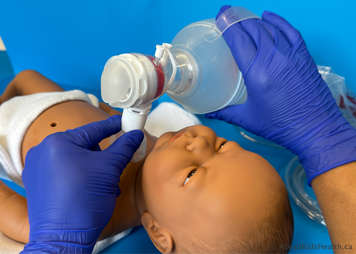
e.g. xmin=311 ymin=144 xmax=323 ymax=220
xmin=155 ymin=43 xmax=177 ymax=90
xmin=121 ymin=104 xmax=152 ymax=132
xmin=121 ymin=104 xmax=152 ymax=162
xmin=155 ymin=45 xmax=165 ymax=59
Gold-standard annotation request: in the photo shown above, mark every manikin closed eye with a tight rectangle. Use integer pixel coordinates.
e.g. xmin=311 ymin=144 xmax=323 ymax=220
xmin=183 ymin=140 xmax=228 ymax=185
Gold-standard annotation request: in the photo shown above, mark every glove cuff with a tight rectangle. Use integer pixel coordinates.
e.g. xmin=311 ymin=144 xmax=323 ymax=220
xmin=21 ymin=242 xmax=94 ymax=254
xmin=298 ymin=124 xmax=356 ymax=185
xmin=21 ymin=229 xmax=100 ymax=254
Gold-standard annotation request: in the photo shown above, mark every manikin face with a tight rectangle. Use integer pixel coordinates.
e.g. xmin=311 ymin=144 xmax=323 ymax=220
xmin=141 ymin=125 xmax=286 ymax=250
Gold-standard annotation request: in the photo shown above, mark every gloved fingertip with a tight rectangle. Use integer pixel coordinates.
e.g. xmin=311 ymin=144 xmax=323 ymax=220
xmin=119 ymin=130 xmax=144 ymax=149
xmin=108 ymin=114 xmax=122 ymax=123
xmin=262 ymin=10 xmax=275 ymax=17
xmin=262 ymin=11 xmax=281 ymax=24
xmin=106 ymin=130 xmax=144 ymax=158
xmin=216 ymin=5 xmax=231 ymax=20
xmin=128 ymin=129 xmax=144 ymax=143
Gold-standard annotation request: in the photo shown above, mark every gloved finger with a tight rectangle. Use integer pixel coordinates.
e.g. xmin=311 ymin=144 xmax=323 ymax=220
xmin=104 ymin=130 xmax=144 ymax=169
xmin=205 ymin=103 xmax=249 ymax=128
xmin=66 ymin=115 xmax=122 ymax=149
xmin=220 ymin=22 xmax=257 ymax=74
xmin=215 ymin=6 xmax=257 ymax=73
xmin=262 ymin=11 xmax=302 ymax=45
xmin=260 ymin=20 xmax=291 ymax=54
xmin=240 ymin=19 xmax=274 ymax=54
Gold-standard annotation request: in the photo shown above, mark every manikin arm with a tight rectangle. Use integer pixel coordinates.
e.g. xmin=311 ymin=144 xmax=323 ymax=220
xmin=0 ymin=181 xmax=29 ymax=243
xmin=1 ymin=70 xmax=64 ymax=100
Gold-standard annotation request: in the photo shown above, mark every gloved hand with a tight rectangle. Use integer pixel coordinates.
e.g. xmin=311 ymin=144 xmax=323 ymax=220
xmin=207 ymin=6 xmax=356 ymax=185
xmin=21 ymin=115 xmax=143 ymax=253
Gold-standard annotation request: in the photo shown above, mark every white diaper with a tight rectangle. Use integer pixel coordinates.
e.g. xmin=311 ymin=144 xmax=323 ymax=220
xmin=0 ymin=90 xmax=99 ymax=184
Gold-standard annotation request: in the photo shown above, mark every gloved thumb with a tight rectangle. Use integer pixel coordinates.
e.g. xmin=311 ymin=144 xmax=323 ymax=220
xmin=105 ymin=130 xmax=144 ymax=169
xmin=216 ymin=5 xmax=231 ymax=20
xmin=66 ymin=115 xmax=123 ymax=149
xmin=205 ymin=103 xmax=248 ymax=128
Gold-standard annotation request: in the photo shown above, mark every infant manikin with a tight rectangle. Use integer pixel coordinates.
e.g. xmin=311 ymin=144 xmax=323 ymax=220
xmin=0 ymin=70 xmax=293 ymax=253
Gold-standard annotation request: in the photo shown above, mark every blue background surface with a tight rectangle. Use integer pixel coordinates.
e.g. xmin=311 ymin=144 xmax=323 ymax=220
xmin=1 ymin=0 xmax=354 ymax=253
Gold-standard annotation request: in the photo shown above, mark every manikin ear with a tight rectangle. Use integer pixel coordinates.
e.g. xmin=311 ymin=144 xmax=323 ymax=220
xmin=141 ymin=212 xmax=174 ymax=254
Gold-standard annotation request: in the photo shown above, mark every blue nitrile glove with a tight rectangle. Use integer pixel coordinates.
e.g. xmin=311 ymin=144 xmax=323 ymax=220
xmin=206 ymin=6 xmax=356 ymax=185
xmin=21 ymin=115 xmax=143 ymax=253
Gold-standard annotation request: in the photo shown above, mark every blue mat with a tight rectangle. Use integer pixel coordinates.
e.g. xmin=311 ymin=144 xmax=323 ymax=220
xmin=1 ymin=0 xmax=353 ymax=252
xmin=0 ymin=51 xmax=13 ymax=84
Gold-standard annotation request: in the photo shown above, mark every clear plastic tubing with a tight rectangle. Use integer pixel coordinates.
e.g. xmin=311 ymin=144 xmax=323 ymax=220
xmin=101 ymin=6 xmax=259 ymax=114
